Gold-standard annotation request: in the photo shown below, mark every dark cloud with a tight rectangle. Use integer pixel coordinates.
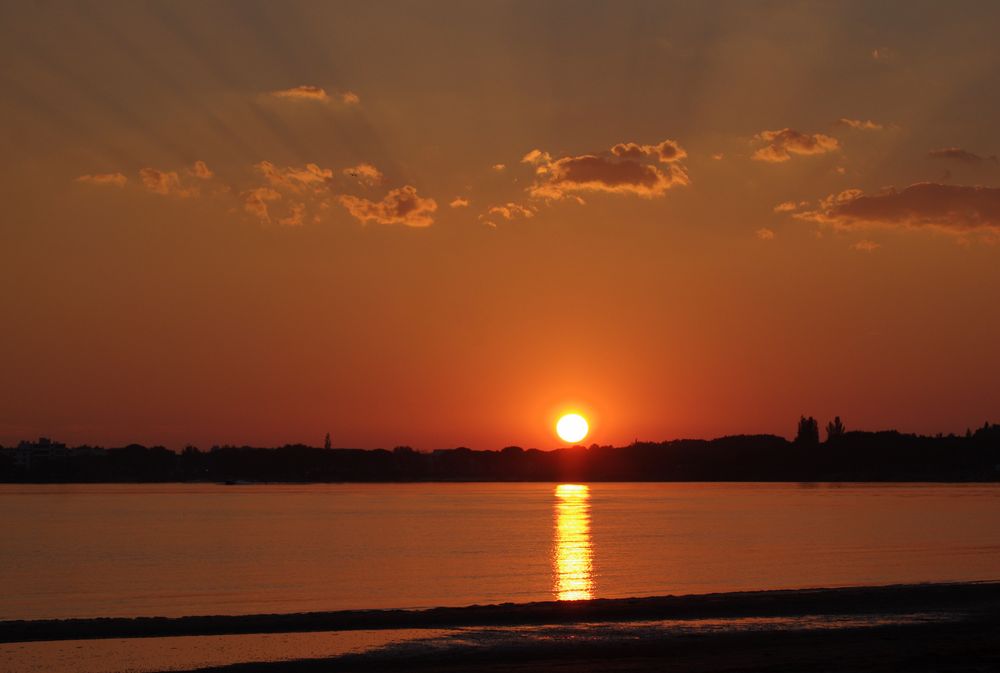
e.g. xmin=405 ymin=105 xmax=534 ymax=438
xmin=753 ymin=129 xmax=839 ymax=163
xmin=339 ymin=186 xmax=437 ymax=227
xmin=523 ymin=140 xmax=690 ymax=200
xmin=926 ymin=148 xmax=998 ymax=165
xmin=797 ymin=182 xmax=1000 ymax=233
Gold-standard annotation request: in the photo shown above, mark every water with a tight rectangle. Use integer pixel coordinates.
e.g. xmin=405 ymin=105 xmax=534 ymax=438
xmin=1 ymin=482 xmax=999 ymax=620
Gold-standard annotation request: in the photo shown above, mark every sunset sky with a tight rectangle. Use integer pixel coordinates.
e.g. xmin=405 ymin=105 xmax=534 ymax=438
xmin=2 ymin=1 xmax=999 ymax=450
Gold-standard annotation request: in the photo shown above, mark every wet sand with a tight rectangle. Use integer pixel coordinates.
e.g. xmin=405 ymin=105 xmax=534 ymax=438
xmin=178 ymin=616 xmax=998 ymax=673
xmin=3 ymin=582 xmax=999 ymax=672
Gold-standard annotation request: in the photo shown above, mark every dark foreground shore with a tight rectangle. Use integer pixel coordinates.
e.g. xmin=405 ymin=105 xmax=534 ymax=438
xmin=180 ymin=615 xmax=1000 ymax=673
xmin=4 ymin=582 xmax=1000 ymax=673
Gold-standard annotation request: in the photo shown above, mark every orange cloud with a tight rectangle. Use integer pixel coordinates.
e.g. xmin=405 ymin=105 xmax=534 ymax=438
xmin=525 ymin=140 xmax=690 ymax=200
xmin=339 ymin=186 xmax=437 ymax=227
xmin=269 ymin=86 xmax=359 ymax=105
xmin=343 ymin=163 xmax=384 ymax=187
xmin=492 ymin=163 xmax=506 ymax=171
xmin=278 ymin=202 xmax=306 ymax=227
xmin=752 ymin=128 xmax=839 ymax=163
xmin=773 ymin=200 xmax=806 ymax=213
xmin=241 ymin=187 xmax=282 ymax=222
xmin=255 ymin=161 xmax=333 ymax=192
xmin=521 ymin=149 xmax=552 ymax=166
xmin=798 ymin=183 xmax=1000 ymax=233
xmin=926 ymin=148 xmax=998 ymax=165
xmin=138 ymin=168 xmax=198 ymax=197
xmin=270 ymin=85 xmax=330 ymax=102
xmin=487 ymin=202 xmax=536 ymax=220
xmin=852 ymin=239 xmax=881 ymax=252
xmin=610 ymin=139 xmax=687 ymax=163
xmin=755 ymin=227 xmax=776 ymax=240
xmin=449 ymin=197 xmax=470 ymax=208
xmin=836 ymin=118 xmax=884 ymax=131
xmin=872 ymin=46 xmax=897 ymax=62
xmin=189 ymin=160 xmax=214 ymax=179
xmin=75 ymin=173 xmax=127 ymax=187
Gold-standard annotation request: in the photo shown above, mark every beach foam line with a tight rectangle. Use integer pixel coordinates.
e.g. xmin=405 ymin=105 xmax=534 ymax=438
xmin=2 ymin=581 xmax=999 ymax=644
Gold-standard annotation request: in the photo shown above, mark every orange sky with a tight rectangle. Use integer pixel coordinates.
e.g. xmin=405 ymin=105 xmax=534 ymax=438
xmin=1 ymin=1 xmax=999 ymax=450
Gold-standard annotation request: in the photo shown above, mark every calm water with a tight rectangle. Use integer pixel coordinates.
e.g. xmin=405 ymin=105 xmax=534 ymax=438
xmin=1 ymin=483 xmax=999 ymax=620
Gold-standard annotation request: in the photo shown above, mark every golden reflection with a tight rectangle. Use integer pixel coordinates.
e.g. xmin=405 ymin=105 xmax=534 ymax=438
xmin=553 ymin=484 xmax=594 ymax=601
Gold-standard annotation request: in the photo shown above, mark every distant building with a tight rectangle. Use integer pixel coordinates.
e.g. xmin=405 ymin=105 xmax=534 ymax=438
xmin=13 ymin=438 xmax=68 ymax=469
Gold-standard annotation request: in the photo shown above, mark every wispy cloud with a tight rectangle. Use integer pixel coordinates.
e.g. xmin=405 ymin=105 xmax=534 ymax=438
xmin=449 ymin=197 xmax=470 ymax=208
xmin=343 ymin=163 xmax=384 ymax=187
xmin=256 ymin=161 xmax=333 ymax=192
xmin=189 ymin=160 xmax=214 ymax=179
xmin=852 ymin=239 xmax=881 ymax=252
xmin=756 ymin=227 xmax=776 ymax=240
xmin=926 ymin=147 xmax=998 ymax=165
xmin=268 ymin=85 xmax=360 ymax=105
xmin=75 ymin=173 xmax=127 ymax=188
xmin=773 ymin=200 xmax=806 ymax=213
xmin=752 ymin=129 xmax=839 ymax=163
xmin=241 ymin=187 xmax=282 ymax=222
xmin=487 ymin=202 xmax=536 ymax=220
xmin=836 ymin=118 xmax=884 ymax=131
xmin=139 ymin=168 xmax=198 ymax=197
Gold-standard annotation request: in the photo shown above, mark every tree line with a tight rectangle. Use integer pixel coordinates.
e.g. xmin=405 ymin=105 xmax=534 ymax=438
xmin=2 ymin=420 xmax=999 ymax=483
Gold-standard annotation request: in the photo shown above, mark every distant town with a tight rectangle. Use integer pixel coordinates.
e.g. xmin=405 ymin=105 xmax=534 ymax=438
xmin=3 ymin=418 xmax=999 ymax=483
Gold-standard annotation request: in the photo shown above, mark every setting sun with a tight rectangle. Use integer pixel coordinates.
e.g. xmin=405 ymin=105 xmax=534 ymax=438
xmin=556 ymin=413 xmax=589 ymax=444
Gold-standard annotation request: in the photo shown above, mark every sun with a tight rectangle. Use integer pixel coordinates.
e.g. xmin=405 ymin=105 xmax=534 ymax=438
xmin=556 ymin=413 xmax=589 ymax=444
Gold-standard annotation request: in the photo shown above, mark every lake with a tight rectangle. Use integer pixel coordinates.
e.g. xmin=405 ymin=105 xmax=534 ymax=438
xmin=2 ymin=483 xmax=999 ymax=620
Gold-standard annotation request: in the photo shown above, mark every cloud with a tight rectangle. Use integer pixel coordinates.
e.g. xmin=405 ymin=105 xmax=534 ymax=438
xmin=189 ymin=160 xmax=214 ymax=179
xmin=752 ymin=129 xmax=839 ymax=163
xmin=521 ymin=149 xmax=552 ymax=166
xmin=241 ymin=187 xmax=282 ymax=222
xmin=797 ymin=182 xmax=1000 ymax=234
xmin=269 ymin=85 xmax=329 ymax=102
xmin=268 ymin=86 xmax=359 ymax=105
xmin=278 ymin=202 xmax=306 ymax=227
xmin=75 ymin=173 xmax=127 ymax=187
xmin=926 ymin=147 xmax=998 ymax=166
xmin=339 ymin=186 xmax=437 ymax=227
xmin=836 ymin=118 xmax=884 ymax=131
xmin=852 ymin=239 xmax=881 ymax=252
xmin=255 ymin=161 xmax=333 ymax=192
xmin=610 ymin=139 xmax=687 ymax=163
xmin=492 ymin=163 xmax=506 ymax=171
xmin=138 ymin=168 xmax=198 ymax=197
xmin=449 ymin=197 xmax=470 ymax=208
xmin=524 ymin=139 xmax=690 ymax=200
xmin=755 ymin=227 xmax=776 ymax=240
xmin=488 ymin=203 xmax=536 ymax=220
xmin=871 ymin=46 xmax=897 ymax=62
xmin=343 ymin=163 xmax=384 ymax=187
xmin=773 ymin=200 xmax=805 ymax=213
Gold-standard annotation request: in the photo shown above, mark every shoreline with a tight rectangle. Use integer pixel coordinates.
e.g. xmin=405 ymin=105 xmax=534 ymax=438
xmin=4 ymin=581 xmax=1000 ymax=644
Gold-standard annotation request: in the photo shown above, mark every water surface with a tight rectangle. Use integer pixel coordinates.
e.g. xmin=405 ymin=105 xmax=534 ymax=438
xmin=1 ymin=482 xmax=999 ymax=620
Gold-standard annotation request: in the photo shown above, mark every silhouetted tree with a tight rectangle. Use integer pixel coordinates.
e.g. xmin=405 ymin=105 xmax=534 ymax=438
xmin=796 ymin=416 xmax=820 ymax=445
xmin=826 ymin=416 xmax=846 ymax=441
xmin=324 ymin=432 xmax=332 ymax=450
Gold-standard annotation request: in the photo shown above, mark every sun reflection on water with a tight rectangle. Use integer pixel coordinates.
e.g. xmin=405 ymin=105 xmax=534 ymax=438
xmin=553 ymin=483 xmax=594 ymax=601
